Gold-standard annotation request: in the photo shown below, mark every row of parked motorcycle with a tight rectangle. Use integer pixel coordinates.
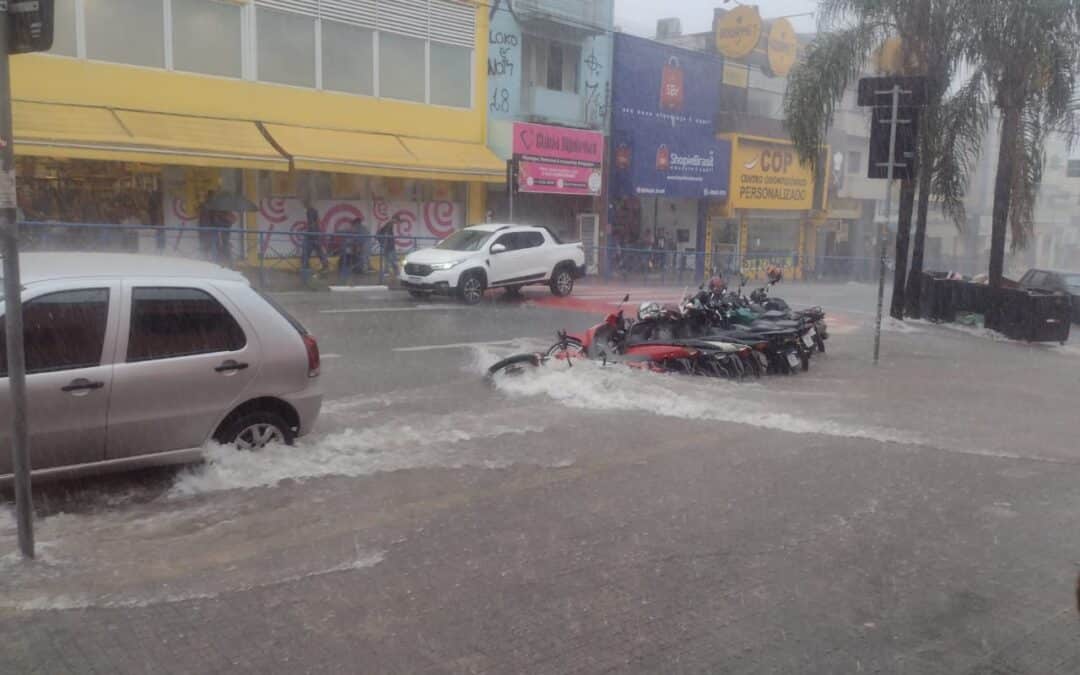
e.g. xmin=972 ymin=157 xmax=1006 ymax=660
xmin=488 ymin=269 xmax=829 ymax=381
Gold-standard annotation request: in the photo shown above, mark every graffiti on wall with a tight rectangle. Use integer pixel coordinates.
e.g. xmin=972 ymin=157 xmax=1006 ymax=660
xmin=487 ymin=0 xmax=612 ymax=129
xmin=255 ymin=198 xmax=463 ymax=258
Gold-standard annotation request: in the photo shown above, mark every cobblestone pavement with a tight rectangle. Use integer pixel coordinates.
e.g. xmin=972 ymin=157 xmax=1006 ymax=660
xmin=1 ymin=284 xmax=1078 ymax=674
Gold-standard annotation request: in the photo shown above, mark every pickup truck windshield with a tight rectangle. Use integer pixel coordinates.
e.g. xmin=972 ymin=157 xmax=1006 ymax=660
xmin=435 ymin=230 xmax=492 ymax=251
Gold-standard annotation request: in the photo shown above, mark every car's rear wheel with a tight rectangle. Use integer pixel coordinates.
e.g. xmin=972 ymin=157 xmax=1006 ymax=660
xmin=550 ymin=266 xmax=575 ymax=297
xmin=459 ymin=272 xmax=485 ymax=305
xmin=215 ymin=411 xmax=295 ymax=450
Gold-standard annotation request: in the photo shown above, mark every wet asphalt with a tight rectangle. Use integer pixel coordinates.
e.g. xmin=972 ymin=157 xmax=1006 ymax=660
xmin=1 ymin=281 xmax=1079 ymax=674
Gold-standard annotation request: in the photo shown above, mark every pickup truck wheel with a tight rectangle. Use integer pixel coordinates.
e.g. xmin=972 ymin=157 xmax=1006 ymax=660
xmin=459 ymin=272 xmax=485 ymax=305
xmin=550 ymin=267 xmax=575 ymax=297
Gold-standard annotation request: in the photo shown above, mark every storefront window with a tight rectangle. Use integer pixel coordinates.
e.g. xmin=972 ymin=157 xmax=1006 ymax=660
xmin=86 ymin=0 xmax=165 ymax=68
xmin=379 ymin=32 xmax=425 ymax=102
xmin=49 ymin=0 xmax=77 ymax=57
xmin=322 ymin=20 xmax=374 ymax=96
xmin=172 ymin=0 xmax=243 ymax=78
xmin=257 ymin=7 xmax=316 ymax=87
xmin=430 ymin=42 xmax=471 ymax=107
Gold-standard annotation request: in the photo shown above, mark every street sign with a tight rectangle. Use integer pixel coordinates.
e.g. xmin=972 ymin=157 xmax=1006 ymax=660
xmin=1 ymin=0 xmax=55 ymax=560
xmin=856 ymin=75 xmax=927 ymax=366
xmin=7 ymin=0 xmax=53 ymax=54
xmin=857 ymin=75 xmax=927 ymax=107
xmin=867 ymin=105 xmax=918 ymax=180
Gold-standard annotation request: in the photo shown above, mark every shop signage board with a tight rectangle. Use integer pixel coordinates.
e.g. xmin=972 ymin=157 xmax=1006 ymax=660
xmin=714 ymin=6 xmax=762 ymax=59
xmin=610 ymin=33 xmax=732 ymax=200
xmin=765 ymin=18 xmax=797 ymax=77
xmin=728 ymin=135 xmax=817 ymax=210
xmin=511 ymin=121 xmax=604 ymax=196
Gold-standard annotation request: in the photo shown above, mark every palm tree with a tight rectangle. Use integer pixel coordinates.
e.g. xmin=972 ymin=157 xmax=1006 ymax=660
xmin=784 ymin=0 xmax=974 ymax=320
xmin=952 ymin=0 xmax=1080 ymax=294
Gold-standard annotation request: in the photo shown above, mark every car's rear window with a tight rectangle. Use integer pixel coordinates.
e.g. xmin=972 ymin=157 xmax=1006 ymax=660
xmin=255 ymin=288 xmax=308 ymax=335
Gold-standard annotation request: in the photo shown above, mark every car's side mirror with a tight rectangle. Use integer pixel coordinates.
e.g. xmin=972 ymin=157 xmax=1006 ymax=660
xmin=490 ymin=243 xmax=507 ymax=254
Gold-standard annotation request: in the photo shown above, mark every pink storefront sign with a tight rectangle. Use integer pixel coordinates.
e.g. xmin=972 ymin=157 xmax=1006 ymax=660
xmin=518 ymin=161 xmax=603 ymax=196
xmin=512 ymin=121 xmax=604 ymax=195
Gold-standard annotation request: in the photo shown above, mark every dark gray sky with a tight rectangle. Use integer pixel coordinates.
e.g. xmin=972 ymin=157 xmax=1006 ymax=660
xmin=614 ymin=0 xmax=820 ymax=38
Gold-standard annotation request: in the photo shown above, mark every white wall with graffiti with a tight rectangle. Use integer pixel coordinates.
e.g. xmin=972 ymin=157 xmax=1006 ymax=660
xmin=487 ymin=0 xmax=614 ymax=153
xmin=162 ymin=196 xmax=462 ymax=260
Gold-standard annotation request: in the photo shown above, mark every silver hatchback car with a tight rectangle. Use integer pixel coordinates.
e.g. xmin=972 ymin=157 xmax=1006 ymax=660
xmin=0 ymin=253 xmax=322 ymax=481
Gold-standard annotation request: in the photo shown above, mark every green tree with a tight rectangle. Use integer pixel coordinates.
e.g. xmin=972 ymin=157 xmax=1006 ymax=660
xmin=951 ymin=0 xmax=1080 ymax=293
xmin=784 ymin=0 xmax=973 ymax=319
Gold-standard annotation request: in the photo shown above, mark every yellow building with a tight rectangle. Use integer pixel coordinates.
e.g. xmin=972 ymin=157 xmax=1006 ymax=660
xmin=709 ymin=134 xmax=827 ymax=280
xmin=12 ymin=0 xmax=501 ymax=264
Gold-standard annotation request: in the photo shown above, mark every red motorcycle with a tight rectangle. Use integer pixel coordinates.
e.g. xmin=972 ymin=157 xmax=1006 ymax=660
xmin=486 ymin=295 xmax=737 ymax=379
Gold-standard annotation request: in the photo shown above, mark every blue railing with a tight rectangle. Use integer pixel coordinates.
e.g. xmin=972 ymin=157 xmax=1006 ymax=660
xmin=16 ymin=220 xmax=984 ymax=290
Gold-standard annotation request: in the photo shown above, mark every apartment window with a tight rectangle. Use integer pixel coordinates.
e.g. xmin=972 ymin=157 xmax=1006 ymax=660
xmin=523 ymin=36 xmax=580 ymax=93
xmin=847 ymin=151 xmax=862 ymax=174
xmin=85 ymin=0 xmax=165 ymax=68
xmin=172 ymin=0 xmax=243 ymax=78
xmin=379 ymin=32 xmax=426 ymax=103
xmin=48 ymin=0 xmax=77 ymax=57
xmin=430 ymin=42 xmax=471 ymax=107
xmin=257 ymin=6 xmax=316 ymax=87
xmin=322 ymin=19 xmax=374 ymax=96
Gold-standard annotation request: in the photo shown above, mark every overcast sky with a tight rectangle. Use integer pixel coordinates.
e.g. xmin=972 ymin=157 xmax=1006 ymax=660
xmin=614 ymin=0 xmax=820 ymax=38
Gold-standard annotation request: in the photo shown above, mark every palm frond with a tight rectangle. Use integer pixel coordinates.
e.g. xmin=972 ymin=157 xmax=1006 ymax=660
xmin=1008 ymin=100 xmax=1047 ymax=251
xmin=782 ymin=23 xmax=886 ymax=171
xmin=932 ymin=67 xmax=992 ymax=228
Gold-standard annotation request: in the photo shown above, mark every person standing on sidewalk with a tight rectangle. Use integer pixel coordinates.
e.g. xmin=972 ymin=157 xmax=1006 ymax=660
xmin=301 ymin=198 xmax=330 ymax=276
xmin=378 ymin=214 xmax=400 ymax=280
xmin=339 ymin=215 xmax=370 ymax=283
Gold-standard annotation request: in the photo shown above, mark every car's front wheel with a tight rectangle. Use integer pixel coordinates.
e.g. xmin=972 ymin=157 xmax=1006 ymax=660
xmin=215 ymin=411 xmax=295 ymax=450
xmin=458 ymin=271 xmax=485 ymax=305
xmin=550 ymin=266 xmax=575 ymax=297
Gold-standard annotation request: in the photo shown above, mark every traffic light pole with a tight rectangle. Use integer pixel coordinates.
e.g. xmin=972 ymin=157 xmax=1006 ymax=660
xmin=872 ymin=84 xmax=901 ymax=366
xmin=0 ymin=1 xmax=34 ymax=559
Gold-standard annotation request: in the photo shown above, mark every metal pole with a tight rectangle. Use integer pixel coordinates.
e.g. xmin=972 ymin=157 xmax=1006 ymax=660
xmin=508 ymin=160 xmax=515 ymax=222
xmin=873 ymin=85 xmax=901 ymax=365
xmin=0 ymin=4 xmax=34 ymax=558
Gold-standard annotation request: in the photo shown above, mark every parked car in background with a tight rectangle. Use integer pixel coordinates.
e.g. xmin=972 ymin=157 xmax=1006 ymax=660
xmin=1018 ymin=268 xmax=1080 ymax=322
xmin=399 ymin=224 xmax=587 ymax=304
xmin=0 ymin=253 xmax=322 ymax=481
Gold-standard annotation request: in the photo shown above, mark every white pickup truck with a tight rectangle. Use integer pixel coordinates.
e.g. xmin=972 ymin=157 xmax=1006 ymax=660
xmin=399 ymin=224 xmax=586 ymax=304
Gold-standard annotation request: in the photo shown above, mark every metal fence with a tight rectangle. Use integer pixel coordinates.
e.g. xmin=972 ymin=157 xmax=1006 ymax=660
xmin=17 ymin=220 xmax=438 ymax=290
xmin=16 ymin=220 xmax=987 ymax=291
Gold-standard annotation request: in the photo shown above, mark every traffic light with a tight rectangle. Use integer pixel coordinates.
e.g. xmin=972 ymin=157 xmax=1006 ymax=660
xmin=506 ymin=158 xmax=519 ymax=195
xmin=7 ymin=0 xmax=54 ymax=55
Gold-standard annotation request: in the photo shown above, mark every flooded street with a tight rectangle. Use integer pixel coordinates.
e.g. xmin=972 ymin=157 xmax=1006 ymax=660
xmin=2 ymin=283 xmax=1079 ymax=674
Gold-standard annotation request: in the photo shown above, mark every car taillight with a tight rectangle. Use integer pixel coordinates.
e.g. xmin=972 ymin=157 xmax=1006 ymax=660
xmin=302 ymin=334 xmax=320 ymax=377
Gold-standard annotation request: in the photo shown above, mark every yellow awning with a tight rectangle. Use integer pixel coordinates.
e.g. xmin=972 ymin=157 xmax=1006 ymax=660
xmin=264 ymin=123 xmax=505 ymax=183
xmin=13 ymin=101 xmax=288 ymax=171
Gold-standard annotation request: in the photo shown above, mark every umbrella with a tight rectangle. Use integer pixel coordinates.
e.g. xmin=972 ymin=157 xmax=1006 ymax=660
xmin=204 ymin=190 xmax=258 ymax=212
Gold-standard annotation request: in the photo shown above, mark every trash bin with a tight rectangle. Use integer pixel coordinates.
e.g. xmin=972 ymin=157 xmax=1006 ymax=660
xmin=988 ymin=288 xmax=1071 ymax=342
xmin=920 ymin=272 xmax=949 ymax=321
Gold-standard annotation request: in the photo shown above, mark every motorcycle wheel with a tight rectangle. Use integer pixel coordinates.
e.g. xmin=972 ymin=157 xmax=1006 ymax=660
xmin=545 ymin=338 xmax=585 ymax=359
xmin=486 ymin=354 xmax=541 ymax=381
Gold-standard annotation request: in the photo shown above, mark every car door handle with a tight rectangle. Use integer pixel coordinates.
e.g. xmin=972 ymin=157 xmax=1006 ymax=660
xmin=214 ymin=360 xmax=249 ymax=373
xmin=61 ymin=378 xmax=105 ymax=393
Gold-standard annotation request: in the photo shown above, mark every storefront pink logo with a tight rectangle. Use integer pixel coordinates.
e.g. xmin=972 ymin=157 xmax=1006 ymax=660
xmin=512 ymin=122 xmax=604 ymax=164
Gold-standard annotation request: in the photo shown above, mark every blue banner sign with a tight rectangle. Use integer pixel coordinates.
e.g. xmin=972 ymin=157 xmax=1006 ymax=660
xmin=610 ymin=33 xmax=731 ymax=200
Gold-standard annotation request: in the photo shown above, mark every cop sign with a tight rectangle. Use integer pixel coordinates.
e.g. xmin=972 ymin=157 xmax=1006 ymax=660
xmin=6 ymin=0 xmax=54 ymax=54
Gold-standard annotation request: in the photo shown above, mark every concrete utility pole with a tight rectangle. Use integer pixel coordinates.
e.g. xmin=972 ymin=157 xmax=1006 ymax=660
xmin=0 ymin=0 xmax=34 ymax=558
xmin=872 ymin=84 xmax=901 ymax=366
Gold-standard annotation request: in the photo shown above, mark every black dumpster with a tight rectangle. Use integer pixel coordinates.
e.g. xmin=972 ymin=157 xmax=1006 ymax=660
xmin=988 ymin=287 xmax=1072 ymax=342
xmin=920 ymin=272 xmax=952 ymax=321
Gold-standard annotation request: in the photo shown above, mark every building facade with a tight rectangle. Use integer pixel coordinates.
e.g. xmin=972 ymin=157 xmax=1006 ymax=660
xmin=484 ymin=0 xmax=613 ymax=262
xmin=13 ymin=0 xmax=501 ymax=265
